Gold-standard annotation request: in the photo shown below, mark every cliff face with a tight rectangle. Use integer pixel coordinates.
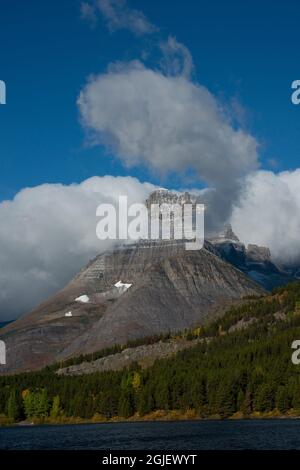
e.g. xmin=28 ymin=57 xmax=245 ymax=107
xmin=210 ymin=226 xmax=295 ymax=290
xmin=58 ymin=243 xmax=264 ymax=360
xmin=0 ymin=238 xmax=264 ymax=373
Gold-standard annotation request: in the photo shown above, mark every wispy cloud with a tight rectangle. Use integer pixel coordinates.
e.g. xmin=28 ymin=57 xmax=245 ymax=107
xmin=81 ymin=0 xmax=157 ymax=36
xmin=160 ymin=35 xmax=194 ymax=79
xmin=80 ymin=2 xmax=98 ymax=28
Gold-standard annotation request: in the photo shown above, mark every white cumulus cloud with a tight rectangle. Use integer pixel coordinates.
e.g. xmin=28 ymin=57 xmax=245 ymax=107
xmin=0 ymin=176 xmax=156 ymax=321
xmin=78 ymin=60 xmax=259 ymax=229
xmin=231 ymin=169 xmax=300 ymax=264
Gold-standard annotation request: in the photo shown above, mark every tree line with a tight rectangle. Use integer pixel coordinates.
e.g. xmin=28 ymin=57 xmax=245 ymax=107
xmin=1 ymin=282 xmax=300 ymax=422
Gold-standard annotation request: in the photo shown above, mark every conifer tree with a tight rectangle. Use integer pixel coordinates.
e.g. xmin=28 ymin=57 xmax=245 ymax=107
xmin=7 ymin=389 xmax=22 ymax=421
xmin=50 ymin=395 xmax=61 ymax=418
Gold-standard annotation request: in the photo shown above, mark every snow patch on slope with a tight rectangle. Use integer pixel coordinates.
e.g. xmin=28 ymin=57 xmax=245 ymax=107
xmin=75 ymin=294 xmax=90 ymax=303
xmin=114 ymin=281 xmax=132 ymax=294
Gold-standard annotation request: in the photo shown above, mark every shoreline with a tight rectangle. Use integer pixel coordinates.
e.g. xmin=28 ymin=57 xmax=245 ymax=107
xmin=2 ymin=409 xmax=300 ymax=428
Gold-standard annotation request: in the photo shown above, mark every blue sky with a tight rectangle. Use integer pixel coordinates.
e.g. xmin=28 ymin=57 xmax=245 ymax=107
xmin=1 ymin=0 xmax=300 ymax=320
xmin=0 ymin=0 xmax=299 ymax=201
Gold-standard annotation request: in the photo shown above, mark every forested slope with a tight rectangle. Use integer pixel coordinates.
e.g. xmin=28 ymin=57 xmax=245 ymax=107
xmin=1 ymin=282 xmax=300 ymax=423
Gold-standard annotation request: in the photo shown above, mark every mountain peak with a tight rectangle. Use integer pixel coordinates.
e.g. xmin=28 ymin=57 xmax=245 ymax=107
xmin=221 ymin=224 xmax=240 ymax=242
xmin=146 ymin=189 xmax=197 ymax=207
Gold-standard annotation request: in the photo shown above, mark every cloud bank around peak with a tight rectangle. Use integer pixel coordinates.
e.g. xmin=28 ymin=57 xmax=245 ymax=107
xmin=78 ymin=60 xmax=259 ymax=227
xmin=231 ymin=169 xmax=300 ymax=264
xmin=78 ymin=0 xmax=300 ymax=265
xmin=79 ymin=0 xmax=260 ymax=231
xmin=0 ymin=176 xmax=156 ymax=321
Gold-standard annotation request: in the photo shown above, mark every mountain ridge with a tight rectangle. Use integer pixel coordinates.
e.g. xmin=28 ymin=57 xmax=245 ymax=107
xmin=0 ymin=188 xmax=295 ymax=374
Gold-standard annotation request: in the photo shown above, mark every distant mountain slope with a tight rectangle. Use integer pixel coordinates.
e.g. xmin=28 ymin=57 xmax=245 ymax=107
xmin=210 ymin=224 xmax=295 ymax=290
xmin=0 ymin=321 xmax=13 ymax=329
xmin=56 ymin=281 xmax=300 ymax=378
xmin=59 ymin=244 xmax=263 ymax=360
xmin=0 ymin=240 xmax=263 ymax=374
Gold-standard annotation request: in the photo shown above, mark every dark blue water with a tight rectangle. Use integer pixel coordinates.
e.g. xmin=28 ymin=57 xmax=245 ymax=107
xmin=0 ymin=420 xmax=300 ymax=450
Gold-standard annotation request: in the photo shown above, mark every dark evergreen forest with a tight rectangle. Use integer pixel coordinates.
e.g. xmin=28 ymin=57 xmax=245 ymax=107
xmin=1 ymin=282 xmax=300 ymax=422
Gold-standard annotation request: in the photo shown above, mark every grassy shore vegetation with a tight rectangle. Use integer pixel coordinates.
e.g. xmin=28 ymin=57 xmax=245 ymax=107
xmin=1 ymin=282 xmax=300 ymax=425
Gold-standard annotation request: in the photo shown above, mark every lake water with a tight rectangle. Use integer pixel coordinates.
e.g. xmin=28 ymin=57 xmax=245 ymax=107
xmin=0 ymin=419 xmax=300 ymax=450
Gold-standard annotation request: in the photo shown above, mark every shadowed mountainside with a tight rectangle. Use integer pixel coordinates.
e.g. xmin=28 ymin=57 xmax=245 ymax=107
xmin=0 ymin=239 xmax=264 ymax=374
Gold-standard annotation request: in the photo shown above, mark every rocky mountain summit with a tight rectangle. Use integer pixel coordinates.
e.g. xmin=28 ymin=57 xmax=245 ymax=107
xmin=209 ymin=224 xmax=294 ymax=290
xmin=146 ymin=188 xmax=197 ymax=206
